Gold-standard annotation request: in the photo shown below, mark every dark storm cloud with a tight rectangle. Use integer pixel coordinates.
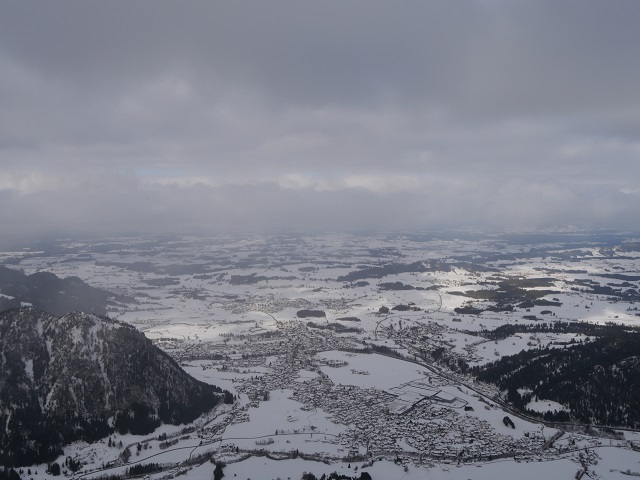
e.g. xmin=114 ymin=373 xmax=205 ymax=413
xmin=1 ymin=0 xmax=639 ymax=237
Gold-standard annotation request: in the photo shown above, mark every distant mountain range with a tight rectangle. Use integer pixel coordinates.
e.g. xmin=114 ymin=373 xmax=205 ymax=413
xmin=0 ymin=308 xmax=232 ymax=467
xmin=0 ymin=266 xmax=132 ymax=316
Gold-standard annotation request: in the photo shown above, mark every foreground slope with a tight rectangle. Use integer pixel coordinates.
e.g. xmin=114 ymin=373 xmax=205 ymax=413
xmin=0 ymin=308 xmax=230 ymax=467
xmin=472 ymin=326 xmax=640 ymax=427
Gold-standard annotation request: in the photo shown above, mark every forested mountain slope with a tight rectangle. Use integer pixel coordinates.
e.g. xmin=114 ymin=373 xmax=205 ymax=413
xmin=0 ymin=308 xmax=231 ymax=467
xmin=472 ymin=329 xmax=640 ymax=427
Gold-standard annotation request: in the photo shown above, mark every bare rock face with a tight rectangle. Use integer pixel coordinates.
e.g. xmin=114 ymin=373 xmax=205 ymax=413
xmin=0 ymin=308 xmax=230 ymax=467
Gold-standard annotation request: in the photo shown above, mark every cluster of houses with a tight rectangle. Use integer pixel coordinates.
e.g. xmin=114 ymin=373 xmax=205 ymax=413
xmin=152 ymin=299 xmax=623 ymax=471
xmin=176 ymin=321 xmax=570 ymax=466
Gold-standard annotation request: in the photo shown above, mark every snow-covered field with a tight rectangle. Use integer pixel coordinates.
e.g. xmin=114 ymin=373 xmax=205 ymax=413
xmin=3 ymin=231 xmax=640 ymax=479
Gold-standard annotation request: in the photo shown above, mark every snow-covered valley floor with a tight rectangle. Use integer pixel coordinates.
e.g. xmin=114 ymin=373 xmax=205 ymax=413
xmin=4 ymin=231 xmax=640 ymax=480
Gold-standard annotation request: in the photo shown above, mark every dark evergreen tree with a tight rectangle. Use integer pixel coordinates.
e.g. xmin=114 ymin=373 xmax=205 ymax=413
xmin=46 ymin=463 xmax=60 ymax=476
xmin=0 ymin=468 xmax=21 ymax=480
xmin=213 ymin=462 xmax=225 ymax=480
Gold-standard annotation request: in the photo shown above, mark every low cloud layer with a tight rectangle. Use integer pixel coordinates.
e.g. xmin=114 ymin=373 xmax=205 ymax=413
xmin=1 ymin=1 xmax=639 ymax=239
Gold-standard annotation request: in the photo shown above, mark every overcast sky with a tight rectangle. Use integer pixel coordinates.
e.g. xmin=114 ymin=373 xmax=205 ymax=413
xmin=1 ymin=1 xmax=639 ymax=239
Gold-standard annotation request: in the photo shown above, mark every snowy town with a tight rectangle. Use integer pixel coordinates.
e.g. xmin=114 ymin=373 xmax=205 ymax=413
xmin=2 ymin=232 xmax=640 ymax=480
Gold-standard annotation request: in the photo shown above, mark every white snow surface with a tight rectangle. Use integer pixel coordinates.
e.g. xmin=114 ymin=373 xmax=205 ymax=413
xmin=4 ymin=233 xmax=640 ymax=479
